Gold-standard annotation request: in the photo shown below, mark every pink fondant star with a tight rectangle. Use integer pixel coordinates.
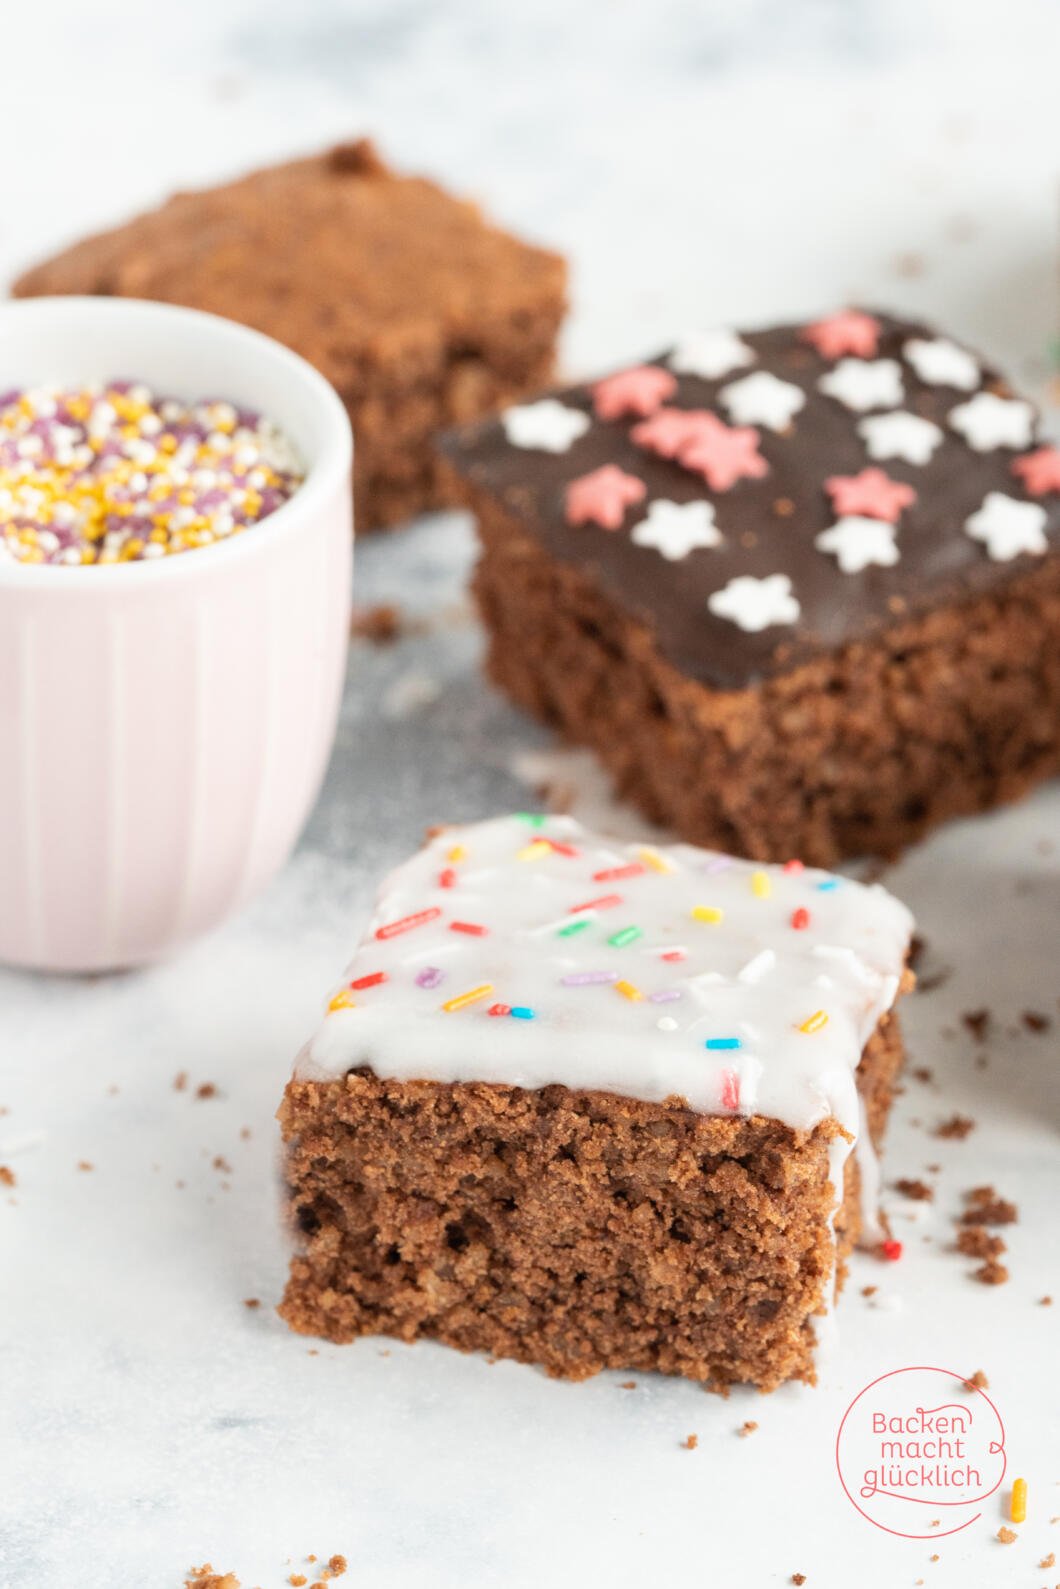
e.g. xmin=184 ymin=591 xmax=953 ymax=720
xmin=593 ymin=365 xmax=678 ymax=421
xmin=673 ymin=413 xmax=769 ymax=492
xmin=565 ymin=465 xmax=647 ymax=530
xmin=824 ymin=467 xmax=917 ymax=523
xmin=1011 ymin=446 xmax=1060 ymax=497
xmin=801 ymin=310 xmax=881 ymax=360
xmin=630 ymin=407 xmax=714 ymax=459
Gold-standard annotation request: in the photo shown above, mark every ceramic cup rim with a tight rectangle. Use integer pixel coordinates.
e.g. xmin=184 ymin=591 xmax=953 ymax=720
xmin=0 ymin=294 xmax=353 ymax=591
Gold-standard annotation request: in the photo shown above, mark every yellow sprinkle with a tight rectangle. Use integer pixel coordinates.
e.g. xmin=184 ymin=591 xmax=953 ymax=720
xmin=442 ymin=983 xmax=493 ymax=1014
xmin=328 ymin=990 xmax=356 ymax=1013
xmin=614 ymin=979 xmax=643 ymax=1002
xmin=691 ymin=905 xmax=724 ymax=924
xmin=751 ymin=870 xmax=772 ymax=899
xmin=446 ymin=844 xmax=466 ymax=864
xmin=799 ymin=1010 xmax=829 ymax=1034
xmin=517 ymin=840 xmax=551 ymax=861
xmin=1010 ymin=1477 xmax=1027 ymax=1525
xmin=639 ymin=846 xmax=674 ymax=874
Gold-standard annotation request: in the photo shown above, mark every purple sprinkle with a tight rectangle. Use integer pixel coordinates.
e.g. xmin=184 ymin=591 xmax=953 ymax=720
xmin=703 ymin=855 xmax=734 ymax=874
xmin=649 ymin=988 xmax=682 ymax=1004
xmin=415 ymin=966 xmax=444 ymax=989
xmin=561 ymin=970 xmax=619 ymax=986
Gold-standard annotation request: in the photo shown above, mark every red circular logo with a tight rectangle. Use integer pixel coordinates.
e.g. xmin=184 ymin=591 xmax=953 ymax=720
xmin=836 ymin=1366 xmax=1006 ymax=1537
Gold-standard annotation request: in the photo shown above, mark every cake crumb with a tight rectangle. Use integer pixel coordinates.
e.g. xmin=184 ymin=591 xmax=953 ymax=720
xmin=196 ymin=1082 xmax=218 ymax=1100
xmin=861 ymin=1284 xmax=878 ymax=1298
xmin=934 ymin=1113 xmax=975 ymax=1139
xmin=213 ymin=1156 xmax=233 ymax=1174
xmin=738 ymin=1420 xmax=758 ymax=1437
xmin=973 ymin=1259 xmax=1009 ymax=1285
xmin=185 ymin=1567 xmax=240 ymax=1589
xmin=352 ymin=602 xmax=403 ymax=644
xmin=929 ymin=1553 xmax=939 ymax=1561
xmin=174 ymin=1071 xmax=188 ymax=1091
xmin=1041 ymin=1295 xmax=1053 ymax=1306
xmin=0 ymin=1165 xmax=15 ymax=1188
xmin=76 ymin=1160 xmax=94 ymax=1172
xmin=956 ymin=1227 xmax=1005 ymax=1260
xmin=1022 ymin=1009 xmax=1051 ymax=1032
xmin=290 ymin=1577 xmax=307 ymax=1587
xmin=996 ymin=1526 xmax=1017 ymax=1544
xmin=681 ymin=1433 xmax=698 ymax=1450
xmin=1039 ymin=1552 xmax=1055 ymax=1569
xmin=911 ymin=1066 xmax=935 ymax=1084
xmin=619 ymin=1380 xmax=636 ymax=1389
xmin=791 ymin=1575 xmax=806 ymax=1586
xmin=961 ymin=1009 xmax=990 ymax=1041
xmin=963 ymin=1370 xmax=989 ymax=1390
xmin=243 ymin=1298 xmax=261 ymax=1310
xmin=895 ymin=1177 xmax=934 ymax=1201
xmin=961 ymin=1186 xmax=1017 ymax=1225
xmin=328 ymin=1556 xmax=348 ymax=1577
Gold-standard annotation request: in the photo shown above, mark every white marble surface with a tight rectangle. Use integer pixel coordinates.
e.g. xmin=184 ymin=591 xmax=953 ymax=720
xmin=2 ymin=2 xmax=1060 ymax=1585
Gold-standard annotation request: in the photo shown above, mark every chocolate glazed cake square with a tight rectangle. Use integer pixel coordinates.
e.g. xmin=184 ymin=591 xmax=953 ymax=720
xmin=279 ymin=815 xmax=914 ymax=1392
xmin=439 ymin=311 xmax=1060 ymax=864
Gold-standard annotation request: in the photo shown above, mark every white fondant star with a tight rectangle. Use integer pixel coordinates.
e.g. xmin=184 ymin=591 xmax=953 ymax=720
xmin=707 ymin=573 xmax=800 ymax=632
xmin=948 ymin=391 xmax=1035 ymax=452
xmin=858 ymin=411 xmax=944 ymax=466
xmin=964 ymin=491 xmax=1048 ymax=561
xmin=719 ymin=371 xmax=805 ymax=432
xmin=669 ymin=328 xmax=755 ymax=381
xmin=903 ymin=337 xmax=979 ymax=391
xmin=631 ymin=499 xmax=722 ymax=560
xmin=502 ymin=400 xmax=590 ymax=453
xmin=818 ymin=358 xmax=904 ymax=413
xmin=815 ymin=515 xmax=899 ymax=573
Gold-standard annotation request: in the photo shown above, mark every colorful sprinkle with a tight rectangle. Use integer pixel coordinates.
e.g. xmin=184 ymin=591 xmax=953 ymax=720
xmin=557 ymin=918 xmax=593 ymax=938
xmin=328 ymin=990 xmax=356 ymax=1013
xmin=561 ymin=970 xmax=618 ymax=986
xmin=880 ymin=1238 xmax=903 ymax=1262
xmin=0 ymin=381 xmax=303 ymax=566
xmin=517 ymin=839 xmax=552 ymax=861
xmin=510 ymin=1006 xmax=536 ymax=1020
xmin=450 ymin=920 xmax=488 ymax=937
xmin=703 ymin=855 xmax=733 ymax=875
xmin=348 ymin=971 xmax=387 ymax=991
xmin=705 ymin=1037 xmax=742 ymax=1051
xmin=691 ymin=905 xmax=724 ymax=924
xmin=720 ymin=1069 xmax=741 ymax=1110
xmin=1010 ymin=1477 xmax=1027 ymax=1525
xmin=751 ymin=870 xmax=772 ymax=899
xmin=615 ymin=979 xmax=643 ymax=1002
xmin=515 ymin=812 xmax=547 ymax=827
xmin=415 ymin=966 xmax=444 ymax=989
xmin=593 ymin=862 xmax=646 ymax=882
xmin=544 ymin=838 xmax=580 ymax=858
xmin=443 ymin=984 xmax=493 ymax=1013
xmin=376 ymin=907 xmax=442 ymax=941
xmin=649 ymin=988 xmax=682 ymax=1004
xmin=608 ymin=926 xmax=643 ymax=948
xmin=571 ymin=894 xmax=622 ymax=914
xmin=487 ymin=1002 xmax=512 ymax=1017
xmin=438 ymin=868 xmax=458 ymax=889
xmin=799 ymin=1010 xmax=829 ymax=1034
xmin=639 ymin=846 xmax=674 ymax=874
xmin=783 ymin=859 xmax=805 ymax=875
xmin=660 ymin=948 xmax=687 ymax=962
xmin=816 ymin=878 xmax=840 ymax=892
xmin=447 ymin=844 xmax=467 ymax=864
xmin=791 ymin=907 xmax=811 ymax=930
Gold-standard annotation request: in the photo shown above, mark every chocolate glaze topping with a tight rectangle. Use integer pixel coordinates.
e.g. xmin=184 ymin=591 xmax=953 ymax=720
xmin=440 ymin=311 xmax=1060 ymax=689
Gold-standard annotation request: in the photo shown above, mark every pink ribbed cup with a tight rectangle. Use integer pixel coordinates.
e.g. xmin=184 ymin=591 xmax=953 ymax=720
xmin=0 ymin=298 xmax=353 ymax=971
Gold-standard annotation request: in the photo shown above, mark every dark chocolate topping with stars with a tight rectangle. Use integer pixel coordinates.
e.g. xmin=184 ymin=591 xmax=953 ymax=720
xmin=439 ymin=311 xmax=1060 ymax=690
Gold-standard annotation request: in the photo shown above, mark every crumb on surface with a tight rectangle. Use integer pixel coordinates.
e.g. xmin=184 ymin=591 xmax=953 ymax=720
xmin=996 ymin=1526 xmax=1017 ymax=1544
xmin=961 ymin=1009 xmax=990 ymax=1041
xmin=961 ymin=1186 xmax=1017 ymax=1226
xmin=956 ymin=1227 xmax=1006 ymax=1260
xmin=934 ymin=1113 xmax=976 ymax=1140
xmin=328 ymin=1557 xmax=348 ymax=1579
xmin=1040 ymin=1295 xmax=1053 ymax=1306
xmin=791 ymin=1575 xmax=806 ymax=1586
xmin=76 ymin=1160 xmax=94 ymax=1172
xmin=290 ymin=1577 xmax=307 ymax=1587
xmin=738 ymin=1420 xmax=758 ymax=1437
xmin=963 ymin=1370 xmax=989 ymax=1390
xmin=911 ymin=1066 xmax=935 ymax=1084
xmin=973 ymin=1259 xmax=1009 ymax=1286
xmin=196 ymin=1083 xmax=218 ymax=1100
xmin=0 ymin=1165 xmax=15 ymax=1187
xmin=895 ymin=1177 xmax=934 ymax=1201
xmin=1039 ymin=1551 xmax=1055 ymax=1568
xmin=185 ymin=1566 xmax=240 ymax=1589
xmin=682 ymin=1433 xmax=698 ymax=1450
xmin=352 ymin=602 xmax=403 ymax=643
xmin=174 ymin=1071 xmax=188 ymax=1091
xmin=243 ymin=1298 xmax=261 ymax=1310
xmin=618 ymin=1380 xmax=636 ymax=1389
xmin=861 ymin=1284 xmax=878 ymax=1297
xmin=1022 ymin=1009 xmax=1051 ymax=1032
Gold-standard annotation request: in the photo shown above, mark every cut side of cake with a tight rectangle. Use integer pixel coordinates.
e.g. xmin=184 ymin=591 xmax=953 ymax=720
xmin=439 ymin=310 xmax=1060 ymax=863
xmin=279 ymin=814 xmax=914 ymax=1391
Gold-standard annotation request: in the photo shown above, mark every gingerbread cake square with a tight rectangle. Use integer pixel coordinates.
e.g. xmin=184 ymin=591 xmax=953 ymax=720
xmin=279 ymin=814 xmax=913 ymax=1391
xmin=12 ymin=139 xmax=567 ymax=531
xmin=439 ymin=310 xmax=1060 ymax=863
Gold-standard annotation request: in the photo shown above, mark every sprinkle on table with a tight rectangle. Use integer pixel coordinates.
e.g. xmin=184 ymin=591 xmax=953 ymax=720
xmin=799 ymin=1010 xmax=829 ymax=1034
xmin=376 ymin=907 xmax=442 ymax=940
xmin=614 ymin=979 xmax=643 ymax=1002
xmin=608 ymin=925 xmax=643 ymax=948
xmin=706 ymin=1037 xmax=742 ymax=1051
xmin=1010 ymin=1477 xmax=1027 ymax=1525
xmin=443 ymin=984 xmax=493 ymax=1013
xmin=691 ymin=905 xmax=724 ymax=924
xmin=0 ymin=381 xmax=303 ymax=565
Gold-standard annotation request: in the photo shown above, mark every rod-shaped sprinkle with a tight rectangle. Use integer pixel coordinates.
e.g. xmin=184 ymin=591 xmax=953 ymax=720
xmin=443 ymin=984 xmax=493 ymax=1013
xmin=691 ymin=905 xmax=724 ymax=924
xmin=649 ymin=988 xmax=682 ymax=1004
xmin=570 ymin=894 xmax=623 ymax=914
xmin=751 ymin=870 xmax=772 ymax=899
xmin=349 ymin=971 xmax=387 ymax=991
xmin=328 ymin=990 xmax=356 ymax=1012
xmin=593 ymin=862 xmax=646 ymax=882
xmin=799 ymin=1010 xmax=829 ymax=1034
xmin=705 ymin=1036 xmax=742 ymax=1051
xmin=376 ymin=906 xmax=442 ymax=940
xmin=608 ymin=926 xmax=643 ymax=948
xmin=614 ymin=980 xmax=643 ymax=1002
xmin=450 ymin=921 xmax=488 ymax=936
xmin=561 ymin=970 xmax=619 ymax=986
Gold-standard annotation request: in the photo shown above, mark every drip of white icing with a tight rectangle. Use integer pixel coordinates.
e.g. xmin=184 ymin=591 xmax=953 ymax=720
xmin=300 ymin=815 xmax=913 ymax=1311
